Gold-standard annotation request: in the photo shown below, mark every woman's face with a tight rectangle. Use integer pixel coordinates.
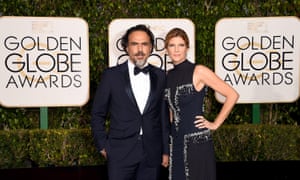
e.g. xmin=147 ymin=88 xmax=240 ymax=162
xmin=166 ymin=36 xmax=188 ymax=65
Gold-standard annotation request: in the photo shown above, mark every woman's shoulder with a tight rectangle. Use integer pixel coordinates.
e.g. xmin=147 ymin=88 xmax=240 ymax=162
xmin=194 ymin=64 xmax=212 ymax=73
xmin=193 ymin=64 xmax=217 ymax=84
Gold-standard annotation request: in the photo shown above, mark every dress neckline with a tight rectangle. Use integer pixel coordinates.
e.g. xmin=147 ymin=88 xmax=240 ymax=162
xmin=173 ymin=60 xmax=192 ymax=70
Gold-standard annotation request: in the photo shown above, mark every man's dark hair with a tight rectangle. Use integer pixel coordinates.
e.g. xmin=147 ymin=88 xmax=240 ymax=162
xmin=121 ymin=24 xmax=154 ymax=53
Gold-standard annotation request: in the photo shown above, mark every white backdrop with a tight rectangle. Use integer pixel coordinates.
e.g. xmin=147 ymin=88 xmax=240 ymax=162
xmin=108 ymin=18 xmax=195 ymax=70
xmin=215 ymin=16 xmax=300 ymax=103
xmin=0 ymin=16 xmax=89 ymax=107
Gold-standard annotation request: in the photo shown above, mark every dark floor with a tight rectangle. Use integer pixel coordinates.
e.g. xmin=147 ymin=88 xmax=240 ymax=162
xmin=216 ymin=161 xmax=299 ymax=180
xmin=0 ymin=161 xmax=299 ymax=180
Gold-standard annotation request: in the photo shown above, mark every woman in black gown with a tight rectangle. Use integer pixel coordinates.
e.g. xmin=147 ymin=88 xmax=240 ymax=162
xmin=164 ymin=28 xmax=239 ymax=180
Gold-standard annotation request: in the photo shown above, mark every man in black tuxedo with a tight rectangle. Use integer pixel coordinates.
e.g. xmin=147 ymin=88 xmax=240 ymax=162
xmin=91 ymin=24 xmax=170 ymax=180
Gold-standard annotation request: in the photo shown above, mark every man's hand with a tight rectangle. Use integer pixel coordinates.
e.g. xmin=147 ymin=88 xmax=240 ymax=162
xmin=100 ymin=149 xmax=107 ymax=159
xmin=161 ymin=154 xmax=169 ymax=168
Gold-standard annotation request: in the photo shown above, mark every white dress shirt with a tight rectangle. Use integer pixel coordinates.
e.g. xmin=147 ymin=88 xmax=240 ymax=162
xmin=128 ymin=60 xmax=150 ymax=135
xmin=128 ymin=60 xmax=150 ymax=114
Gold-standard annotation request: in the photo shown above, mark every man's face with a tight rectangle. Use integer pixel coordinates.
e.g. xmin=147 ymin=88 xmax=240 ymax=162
xmin=126 ymin=30 xmax=152 ymax=68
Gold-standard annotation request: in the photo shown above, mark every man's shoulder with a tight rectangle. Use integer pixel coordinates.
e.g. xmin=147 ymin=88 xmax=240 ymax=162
xmin=104 ymin=62 xmax=126 ymax=73
xmin=149 ymin=64 xmax=165 ymax=74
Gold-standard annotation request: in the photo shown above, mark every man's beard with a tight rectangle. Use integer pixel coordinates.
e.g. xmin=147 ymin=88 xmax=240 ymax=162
xmin=134 ymin=51 xmax=147 ymax=68
xmin=135 ymin=59 xmax=146 ymax=68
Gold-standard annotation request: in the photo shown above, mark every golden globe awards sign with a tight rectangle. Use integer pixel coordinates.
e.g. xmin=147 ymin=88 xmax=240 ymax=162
xmin=108 ymin=18 xmax=195 ymax=70
xmin=0 ymin=16 xmax=89 ymax=107
xmin=215 ymin=16 xmax=300 ymax=103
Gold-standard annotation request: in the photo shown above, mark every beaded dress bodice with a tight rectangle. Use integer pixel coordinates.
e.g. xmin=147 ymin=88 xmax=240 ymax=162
xmin=165 ymin=60 xmax=207 ymax=136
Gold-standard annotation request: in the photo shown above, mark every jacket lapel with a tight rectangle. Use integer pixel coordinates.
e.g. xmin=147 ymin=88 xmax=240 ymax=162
xmin=143 ymin=66 xmax=157 ymax=114
xmin=121 ymin=62 xmax=138 ymax=108
xmin=122 ymin=62 xmax=157 ymax=115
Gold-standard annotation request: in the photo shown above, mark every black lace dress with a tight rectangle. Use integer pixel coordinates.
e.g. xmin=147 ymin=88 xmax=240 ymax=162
xmin=165 ymin=60 xmax=216 ymax=180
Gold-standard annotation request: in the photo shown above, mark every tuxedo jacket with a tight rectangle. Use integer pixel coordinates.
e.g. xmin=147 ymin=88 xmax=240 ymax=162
xmin=91 ymin=61 xmax=170 ymax=166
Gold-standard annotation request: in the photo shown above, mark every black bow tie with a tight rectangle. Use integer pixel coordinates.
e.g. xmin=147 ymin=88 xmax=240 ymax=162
xmin=134 ymin=66 xmax=150 ymax=75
